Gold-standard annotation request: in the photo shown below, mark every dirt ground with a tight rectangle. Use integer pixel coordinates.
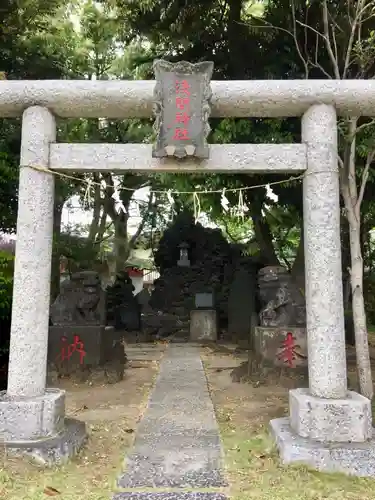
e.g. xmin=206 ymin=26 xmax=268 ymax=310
xmin=2 ymin=341 xmax=375 ymax=500
xmin=0 ymin=343 xmax=166 ymax=500
xmin=202 ymin=344 xmax=375 ymax=500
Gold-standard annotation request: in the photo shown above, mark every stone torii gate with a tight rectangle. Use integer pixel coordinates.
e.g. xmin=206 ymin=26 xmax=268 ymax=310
xmin=0 ymin=79 xmax=375 ymax=473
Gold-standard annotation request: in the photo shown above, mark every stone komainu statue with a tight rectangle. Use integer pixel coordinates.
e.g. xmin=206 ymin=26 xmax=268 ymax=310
xmin=50 ymin=271 xmax=106 ymax=326
xmin=258 ymin=266 xmax=306 ymax=328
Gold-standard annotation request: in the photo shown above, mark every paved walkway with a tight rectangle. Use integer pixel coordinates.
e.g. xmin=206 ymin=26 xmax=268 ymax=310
xmin=112 ymin=344 xmax=228 ymax=500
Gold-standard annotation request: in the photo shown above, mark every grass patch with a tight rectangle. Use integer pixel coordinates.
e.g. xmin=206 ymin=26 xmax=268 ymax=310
xmin=0 ymin=351 xmax=162 ymax=500
xmin=203 ymin=348 xmax=375 ymax=500
xmin=220 ymin=421 xmax=375 ymax=500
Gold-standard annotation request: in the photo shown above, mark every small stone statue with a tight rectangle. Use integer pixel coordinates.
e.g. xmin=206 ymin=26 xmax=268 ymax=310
xmin=258 ymin=266 xmax=305 ymax=327
xmin=50 ymin=271 xmax=105 ymax=326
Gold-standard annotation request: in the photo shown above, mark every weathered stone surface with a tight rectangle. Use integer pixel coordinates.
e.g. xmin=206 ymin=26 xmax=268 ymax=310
xmin=48 ymin=326 xmax=126 ymax=380
xmin=50 ymin=143 xmax=308 ymax=173
xmin=7 ymin=106 xmax=56 ymax=398
xmin=195 ymin=293 xmax=214 ymax=309
xmin=3 ymin=80 xmax=375 ymax=118
xmin=271 ymin=417 xmax=375 ymax=477
xmin=289 ymin=388 xmax=372 ymax=443
xmin=258 ymin=266 xmax=305 ymax=328
xmin=50 ymin=271 xmax=106 ymax=326
xmin=4 ymin=418 xmax=87 ymax=467
xmin=253 ymin=327 xmax=307 ymax=368
xmin=190 ymin=310 xmax=217 ymax=342
xmin=302 ymin=104 xmax=347 ymax=399
xmin=0 ymin=389 xmax=65 ymax=441
xmin=152 ymin=60 xmax=213 ymax=159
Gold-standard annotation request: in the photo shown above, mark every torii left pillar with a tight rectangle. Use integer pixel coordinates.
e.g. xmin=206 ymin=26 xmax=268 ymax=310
xmin=0 ymin=106 xmax=86 ymax=464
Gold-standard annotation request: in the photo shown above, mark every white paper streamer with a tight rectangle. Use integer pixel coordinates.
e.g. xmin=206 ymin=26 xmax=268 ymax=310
xmin=220 ymin=188 xmax=230 ymax=212
xmin=193 ymin=192 xmax=201 ymax=223
xmin=83 ymin=179 xmax=93 ymax=208
xmin=166 ymin=189 xmax=175 ymax=206
xmin=112 ymin=188 xmax=127 ymax=214
xmin=237 ymin=189 xmax=248 ymax=220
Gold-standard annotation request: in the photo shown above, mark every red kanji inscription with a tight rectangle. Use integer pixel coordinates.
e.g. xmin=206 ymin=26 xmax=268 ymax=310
xmin=175 ymin=97 xmax=190 ymax=110
xmin=173 ymin=128 xmax=190 ymax=140
xmin=58 ymin=335 xmax=86 ymax=365
xmin=175 ymin=80 xmax=190 ymax=96
xmin=277 ymin=332 xmax=298 ymax=368
xmin=175 ymin=112 xmax=190 ymax=125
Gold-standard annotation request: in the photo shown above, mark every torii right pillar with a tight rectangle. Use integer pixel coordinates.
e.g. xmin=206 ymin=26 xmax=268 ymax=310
xmin=271 ymin=104 xmax=375 ymax=477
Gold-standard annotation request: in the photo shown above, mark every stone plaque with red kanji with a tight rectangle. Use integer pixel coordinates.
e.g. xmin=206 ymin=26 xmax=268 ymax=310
xmin=254 ymin=326 xmax=308 ymax=368
xmin=152 ymin=59 xmax=214 ymax=159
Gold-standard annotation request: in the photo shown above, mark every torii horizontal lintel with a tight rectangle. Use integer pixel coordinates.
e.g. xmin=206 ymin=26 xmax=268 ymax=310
xmin=48 ymin=143 xmax=307 ymax=174
xmin=0 ymin=80 xmax=374 ymax=118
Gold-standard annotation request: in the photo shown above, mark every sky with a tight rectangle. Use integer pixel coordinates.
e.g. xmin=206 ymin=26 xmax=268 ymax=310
xmin=61 ymin=184 xmax=278 ymax=236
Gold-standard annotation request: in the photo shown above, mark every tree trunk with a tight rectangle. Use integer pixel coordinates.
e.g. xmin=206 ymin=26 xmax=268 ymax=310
xmin=114 ymin=211 xmax=130 ymax=275
xmin=88 ymin=176 xmax=102 ymax=244
xmin=97 ymin=209 xmax=107 ymax=241
xmin=249 ymin=202 xmax=279 ymax=266
xmin=349 ymin=217 xmax=373 ymax=399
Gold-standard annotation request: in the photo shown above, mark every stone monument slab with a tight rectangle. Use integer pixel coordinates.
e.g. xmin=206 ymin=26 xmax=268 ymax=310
xmin=152 ymin=59 xmax=214 ymax=159
xmin=190 ymin=309 xmax=217 ymax=341
xmin=195 ymin=292 xmax=214 ymax=309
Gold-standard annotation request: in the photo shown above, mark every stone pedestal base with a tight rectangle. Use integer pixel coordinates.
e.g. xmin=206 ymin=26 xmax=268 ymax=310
xmin=0 ymin=389 xmax=87 ymax=465
xmin=48 ymin=325 xmax=126 ymax=381
xmin=270 ymin=417 xmax=375 ymax=477
xmin=190 ymin=309 xmax=217 ymax=341
xmin=289 ymin=388 xmax=372 ymax=443
xmin=0 ymin=388 xmax=65 ymax=441
xmin=254 ymin=326 xmax=307 ymax=368
xmin=4 ymin=418 xmax=87 ymax=466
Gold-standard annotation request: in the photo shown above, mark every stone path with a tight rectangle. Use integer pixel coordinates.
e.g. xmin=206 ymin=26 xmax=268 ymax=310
xmin=112 ymin=344 xmax=229 ymax=500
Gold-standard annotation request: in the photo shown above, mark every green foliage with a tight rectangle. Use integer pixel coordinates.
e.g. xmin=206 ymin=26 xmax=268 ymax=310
xmin=56 ymin=230 xmax=101 ymax=272
xmin=0 ymin=250 xmax=13 ymax=320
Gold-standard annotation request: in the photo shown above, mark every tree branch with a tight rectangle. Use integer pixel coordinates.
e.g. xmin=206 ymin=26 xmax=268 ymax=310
xmin=322 ymin=0 xmax=341 ymax=79
xmin=129 ymin=192 xmax=155 ymax=250
xmin=356 ymin=150 xmax=375 ymax=217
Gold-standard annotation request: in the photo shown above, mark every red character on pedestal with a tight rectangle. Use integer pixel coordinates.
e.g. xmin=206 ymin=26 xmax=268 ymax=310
xmin=59 ymin=335 xmax=86 ymax=365
xmin=277 ymin=332 xmax=298 ymax=368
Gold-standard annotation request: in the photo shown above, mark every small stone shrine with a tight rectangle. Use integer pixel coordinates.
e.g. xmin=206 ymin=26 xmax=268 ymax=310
xmin=190 ymin=292 xmax=217 ymax=341
xmin=48 ymin=271 xmax=126 ymax=382
xmin=253 ymin=266 xmax=307 ymax=369
xmin=152 ymin=59 xmax=213 ymax=159
xmin=142 ymin=211 xmax=233 ymax=340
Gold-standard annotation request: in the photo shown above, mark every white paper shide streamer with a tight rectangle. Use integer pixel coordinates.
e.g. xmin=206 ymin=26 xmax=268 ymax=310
xmin=112 ymin=186 xmax=127 ymax=214
xmin=220 ymin=188 xmax=230 ymax=212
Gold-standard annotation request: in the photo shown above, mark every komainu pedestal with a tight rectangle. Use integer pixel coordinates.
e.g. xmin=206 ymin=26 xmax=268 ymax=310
xmin=49 ymin=271 xmax=127 ymax=383
xmin=253 ymin=327 xmax=307 ymax=369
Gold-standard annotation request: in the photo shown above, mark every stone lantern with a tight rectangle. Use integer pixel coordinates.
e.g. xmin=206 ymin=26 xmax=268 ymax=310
xmin=177 ymin=242 xmax=190 ymax=267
